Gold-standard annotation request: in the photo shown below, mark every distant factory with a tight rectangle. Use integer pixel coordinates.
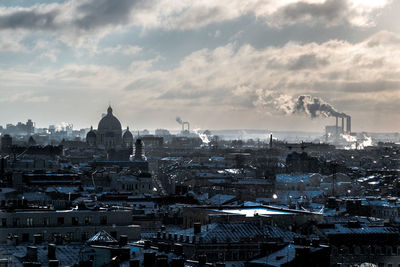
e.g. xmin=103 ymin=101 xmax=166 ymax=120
xmin=325 ymin=114 xmax=352 ymax=141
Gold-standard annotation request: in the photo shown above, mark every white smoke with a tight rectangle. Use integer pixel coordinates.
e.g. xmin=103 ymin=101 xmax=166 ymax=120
xmin=56 ymin=122 xmax=73 ymax=132
xmin=193 ymin=128 xmax=211 ymax=144
xmin=360 ymin=135 xmax=372 ymax=148
xmin=343 ymin=134 xmax=372 ymax=150
xmin=341 ymin=134 xmax=357 ymax=142
xmin=255 ymin=90 xmax=347 ymax=118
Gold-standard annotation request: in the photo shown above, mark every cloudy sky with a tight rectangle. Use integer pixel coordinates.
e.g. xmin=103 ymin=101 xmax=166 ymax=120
xmin=0 ymin=0 xmax=399 ymax=133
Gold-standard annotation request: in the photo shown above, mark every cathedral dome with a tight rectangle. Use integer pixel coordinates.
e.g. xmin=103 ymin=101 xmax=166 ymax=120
xmin=122 ymin=126 xmax=134 ymax=148
xmin=86 ymin=126 xmax=97 ymax=147
xmin=98 ymin=106 xmax=122 ymax=132
xmin=86 ymin=126 xmax=96 ymax=138
xmin=123 ymin=126 xmax=133 ymax=140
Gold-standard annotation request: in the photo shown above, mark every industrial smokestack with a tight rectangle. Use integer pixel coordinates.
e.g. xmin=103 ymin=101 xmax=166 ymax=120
xmin=341 ymin=117 xmax=344 ymax=134
xmin=182 ymin=122 xmax=190 ymax=132
xmin=346 ymin=116 xmax=351 ymax=133
xmin=269 ymin=134 xmax=273 ymax=149
xmin=335 ymin=116 xmax=338 ymax=136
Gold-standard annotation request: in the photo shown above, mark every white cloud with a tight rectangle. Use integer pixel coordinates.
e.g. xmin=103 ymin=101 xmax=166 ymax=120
xmin=0 ymin=30 xmax=399 ymax=130
xmin=0 ymin=0 xmax=392 ymax=48
xmin=0 ymin=92 xmax=49 ymax=103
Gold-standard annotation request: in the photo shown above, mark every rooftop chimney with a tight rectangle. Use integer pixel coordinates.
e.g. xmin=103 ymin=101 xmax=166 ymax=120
xmin=194 ymin=223 xmax=201 ymax=234
xmin=26 ymin=246 xmax=38 ymax=262
xmin=48 ymin=244 xmax=56 ymax=260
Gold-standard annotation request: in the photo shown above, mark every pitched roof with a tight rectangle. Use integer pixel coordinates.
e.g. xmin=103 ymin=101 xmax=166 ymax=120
xmin=87 ymin=230 xmax=118 ymax=245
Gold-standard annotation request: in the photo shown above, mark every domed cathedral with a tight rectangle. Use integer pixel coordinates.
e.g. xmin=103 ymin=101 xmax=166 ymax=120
xmin=86 ymin=126 xmax=97 ymax=147
xmin=97 ymin=106 xmax=122 ymax=149
xmin=86 ymin=105 xmax=133 ymax=150
xmin=122 ymin=126 xmax=134 ymax=148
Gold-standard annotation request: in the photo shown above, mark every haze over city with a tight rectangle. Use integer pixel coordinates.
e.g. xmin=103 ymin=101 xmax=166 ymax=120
xmin=0 ymin=0 xmax=399 ymax=132
xmin=2 ymin=1 xmax=400 ymax=267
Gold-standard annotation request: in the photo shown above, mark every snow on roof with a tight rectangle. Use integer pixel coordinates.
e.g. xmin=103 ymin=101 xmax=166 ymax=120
xmin=0 ymin=244 xmax=81 ymax=266
xmin=321 ymin=224 xmax=398 ymax=235
xmin=208 ymin=194 xmax=236 ymax=205
xmin=211 ymin=207 xmax=294 ymax=217
xmin=276 ymin=173 xmax=318 ymax=183
xmin=250 ymin=244 xmax=323 ymax=267
xmin=87 ymin=230 xmax=118 ymax=244
xmin=165 ymin=222 xmax=298 ymax=243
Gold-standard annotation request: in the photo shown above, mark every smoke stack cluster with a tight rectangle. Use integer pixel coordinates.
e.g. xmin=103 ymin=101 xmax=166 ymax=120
xmin=335 ymin=114 xmax=351 ymax=134
xmin=265 ymin=94 xmax=352 ymax=133
xmin=176 ymin=116 xmax=190 ymax=132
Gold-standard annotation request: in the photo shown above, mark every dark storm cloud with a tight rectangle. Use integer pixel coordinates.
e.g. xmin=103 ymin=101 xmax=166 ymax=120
xmin=0 ymin=0 xmax=389 ymax=35
xmin=0 ymin=9 xmax=59 ymax=30
xmin=0 ymin=0 xmax=148 ymax=33
xmin=272 ymin=0 xmax=349 ymax=27
xmin=74 ymin=0 xmax=146 ymax=31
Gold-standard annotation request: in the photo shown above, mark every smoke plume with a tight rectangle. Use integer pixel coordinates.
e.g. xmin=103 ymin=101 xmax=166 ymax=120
xmin=294 ymin=95 xmax=346 ymax=118
xmin=255 ymin=90 xmax=347 ymax=118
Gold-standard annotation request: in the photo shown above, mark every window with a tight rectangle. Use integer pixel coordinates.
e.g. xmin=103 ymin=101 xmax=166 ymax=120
xmin=43 ymin=217 xmax=49 ymax=226
xmin=81 ymin=232 xmax=89 ymax=241
xmin=65 ymin=232 xmax=74 ymax=242
xmin=57 ymin=217 xmax=64 ymax=225
xmin=84 ymin=216 xmax=92 ymax=225
xmin=22 ymin=233 xmax=29 ymax=242
xmin=26 ymin=218 xmax=33 ymax=227
xmin=72 ymin=217 xmax=79 ymax=225
xmin=100 ymin=216 xmax=107 ymax=225
xmin=12 ymin=218 xmax=19 ymax=227
xmin=110 ymin=231 xmax=117 ymax=238
xmin=2 ymin=218 xmax=6 ymax=227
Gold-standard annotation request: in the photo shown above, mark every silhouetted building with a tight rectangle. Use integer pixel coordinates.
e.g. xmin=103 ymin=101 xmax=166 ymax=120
xmin=122 ymin=126 xmax=134 ymax=148
xmin=1 ymin=134 xmax=12 ymax=152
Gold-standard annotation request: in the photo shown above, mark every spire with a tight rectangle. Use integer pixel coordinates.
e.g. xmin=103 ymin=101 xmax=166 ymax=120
xmin=90 ymin=126 xmax=93 ymax=131
xmin=107 ymin=105 xmax=113 ymax=114
xmin=127 ymin=126 xmax=129 ymax=131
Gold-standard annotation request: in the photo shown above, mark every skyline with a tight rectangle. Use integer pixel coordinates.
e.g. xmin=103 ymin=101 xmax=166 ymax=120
xmin=0 ymin=0 xmax=399 ymax=132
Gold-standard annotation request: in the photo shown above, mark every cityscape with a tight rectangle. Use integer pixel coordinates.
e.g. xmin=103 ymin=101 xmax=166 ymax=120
xmin=0 ymin=1 xmax=399 ymax=267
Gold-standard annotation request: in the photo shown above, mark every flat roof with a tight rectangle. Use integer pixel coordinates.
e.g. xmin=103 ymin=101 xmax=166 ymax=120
xmin=210 ymin=207 xmax=294 ymax=217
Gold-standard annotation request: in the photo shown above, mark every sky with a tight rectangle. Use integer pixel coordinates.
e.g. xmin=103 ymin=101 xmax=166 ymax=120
xmin=0 ymin=0 xmax=399 ymax=133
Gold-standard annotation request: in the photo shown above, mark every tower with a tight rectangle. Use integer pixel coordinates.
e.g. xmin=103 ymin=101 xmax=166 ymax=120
xmin=134 ymin=139 xmax=146 ymax=161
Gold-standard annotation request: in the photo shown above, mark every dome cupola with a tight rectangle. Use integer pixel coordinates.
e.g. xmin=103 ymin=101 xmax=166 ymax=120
xmin=98 ymin=105 xmax=122 ymax=132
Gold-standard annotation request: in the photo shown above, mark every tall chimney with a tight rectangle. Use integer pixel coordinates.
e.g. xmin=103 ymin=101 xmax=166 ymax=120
xmin=269 ymin=134 xmax=273 ymax=149
xmin=346 ymin=116 xmax=351 ymax=133
xmin=341 ymin=117 xmax=344 ymax=134
xmin=335 ymin=116 xmax=338 ymax=137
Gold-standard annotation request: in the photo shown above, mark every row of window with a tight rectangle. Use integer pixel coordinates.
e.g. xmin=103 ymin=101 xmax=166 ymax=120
xmin=122 ymin=183 xmax=152 ymax=191
xmin=1 ymin=215 xmax=107 ymax=227
xmin=16 ymin=230 xmax=118 ymax=243
xmin=333 ymin=246 xmax=400 ymax=256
